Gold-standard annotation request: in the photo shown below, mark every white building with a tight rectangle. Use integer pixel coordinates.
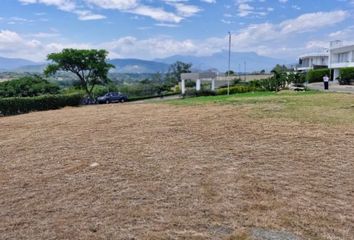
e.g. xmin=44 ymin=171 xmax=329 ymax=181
xmin=329 ymin=40 xmax=354 ymax=81
xmin=296 ymin=52 xmax=329 ymax=72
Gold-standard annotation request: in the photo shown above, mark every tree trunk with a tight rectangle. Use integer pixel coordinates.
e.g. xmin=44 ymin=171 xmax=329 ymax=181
xmin=75 ymin=72 xmax=93 ymax=100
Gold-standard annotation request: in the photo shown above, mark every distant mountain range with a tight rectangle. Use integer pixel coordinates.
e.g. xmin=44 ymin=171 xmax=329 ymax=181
xmin=108 ymin=58 xmax=169 ymax=73
xmin=0 ymin=57 xmax=38 ymax=70
xmin=0 ymin=51 xmax=290 ymax=74
xmin=156 ymin=51 xmax=290 ymax=72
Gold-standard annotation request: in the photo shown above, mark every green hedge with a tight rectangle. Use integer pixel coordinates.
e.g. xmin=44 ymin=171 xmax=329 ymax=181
xmin=0 ymin=93 xmax=83 ymax=116
xmin=339 ymin=67 xmax=354 ymax=85
xmin=0 ymin=76 xmax=60 ymax=98
xmin=306 ymin=69 xmax=330 ymax=83
xmin=183 ymin=89 xmax=216 ymax=97
xmin=217 ymin=85 xmax=255 ymax=95
xmin=127 ymin=92 xmax=178 ymax=101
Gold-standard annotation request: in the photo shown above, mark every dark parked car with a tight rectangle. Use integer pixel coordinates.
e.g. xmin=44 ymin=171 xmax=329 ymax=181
xmin=97 ymin=92 xmax=128 ymax=104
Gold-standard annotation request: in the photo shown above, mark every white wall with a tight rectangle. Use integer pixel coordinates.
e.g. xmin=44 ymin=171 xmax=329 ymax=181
xmin=298 ymin=56 xmax=328 ymax=71
xmin=329 ymin=45 xmax=354 ymax=68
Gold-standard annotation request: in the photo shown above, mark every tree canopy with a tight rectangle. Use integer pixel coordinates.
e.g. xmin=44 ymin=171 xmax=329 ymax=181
xmin=0 ymin=76 xmax=60 ymax=98
xmin=44 ymin=49 xmax=114 ymax=99
xmin=225 ymin=70 xmax=236 ymax=76
xmin=167 ymin=61 xmax=192 ymax=85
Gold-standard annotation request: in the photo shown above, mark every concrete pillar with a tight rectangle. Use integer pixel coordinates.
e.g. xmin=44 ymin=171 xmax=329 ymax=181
xmin=181 ymin=79 xmax=186 ymax=94
xmin=349 ymin=51 xmax=353 ymax=63
xmin=333 ymin=69 xmax=340 ymax=82
xmin=211 ymin=79 xmax=216 ymax=91
xmin=196 ymin=79 xmax=201 ymax=91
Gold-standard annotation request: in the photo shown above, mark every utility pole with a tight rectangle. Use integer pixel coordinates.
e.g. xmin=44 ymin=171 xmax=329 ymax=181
xmin=244 ymin=61 xmax=247 ymax=81
xmin=227 ymin=31 xmax=231 ymax=95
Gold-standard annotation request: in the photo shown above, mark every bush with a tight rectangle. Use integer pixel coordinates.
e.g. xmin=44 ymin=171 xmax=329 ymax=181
xmin=92 ymin=84 xmax=119 ymax=98
xmin=306 ymin=69 xmax=330 ymax=83
xmin=115 ymin=83 xmax=170 ymax=98
xmin=0 ymin=93 xmax=83 ymax=116
xmin=249 ymin=78 xmax=285 ymax=91
xmin=183 ymin=89 xmax=216 ymax=97
xmin=288 ymin=72 xmax=306 ymax=85
xmin=217 ymin=85 xmax=255 ymax=95
xmin=232 ymin=78 xmax=242 ymax=85
xmin=339 ymin=67 xmax=354 ymax=85
xmin=0 ymin=76 xmax=60 ymax=98
xmin=249 ymin=79 xmax=264 ymax=90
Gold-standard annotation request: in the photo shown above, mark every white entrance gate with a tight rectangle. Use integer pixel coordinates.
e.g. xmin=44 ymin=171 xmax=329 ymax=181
xmin=180 ymin=72 xmax=218 ymax=94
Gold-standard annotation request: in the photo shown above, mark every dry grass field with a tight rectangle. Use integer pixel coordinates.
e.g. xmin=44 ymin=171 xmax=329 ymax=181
xmin=1 ymin=92 xmax=354 ymax=239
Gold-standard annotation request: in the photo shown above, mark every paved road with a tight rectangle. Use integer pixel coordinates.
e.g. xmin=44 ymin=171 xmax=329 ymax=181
xmin=307 ymin=82 xmax=354 ymax=94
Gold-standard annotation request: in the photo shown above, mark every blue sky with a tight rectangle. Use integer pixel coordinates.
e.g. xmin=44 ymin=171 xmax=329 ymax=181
xmin=0 ymin=0 xmax=354 ymax=62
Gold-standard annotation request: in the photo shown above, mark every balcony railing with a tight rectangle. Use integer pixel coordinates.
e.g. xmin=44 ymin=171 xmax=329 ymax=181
xmin=331 ymin=60 xmax=351 ymax=64
xmin=296 ymin=64 xmax=310 ymax=68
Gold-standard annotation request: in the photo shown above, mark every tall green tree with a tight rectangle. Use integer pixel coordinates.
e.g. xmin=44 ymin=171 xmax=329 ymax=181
xmin=167 ymin=61 xmax=192 ymax=85
xmin=44 ymin=49 xmax=114 ymax=99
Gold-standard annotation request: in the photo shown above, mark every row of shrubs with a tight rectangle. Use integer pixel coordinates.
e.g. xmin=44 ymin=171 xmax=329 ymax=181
xmin=216 ymin=85 xmax=256 ymax=95
xmin=339 ymin=67 xmax=354 ymax=85
xmin=306 ymin=69 xmax=330 ymax=83
xmin=306 ymin=67 xmax=354 ymax=85
xmin=183 ymin=85 xmax=257 ymax=97
xmin=183 ymin=89 xmax=217 ymax=97
xmin=0 ymin=76 xmax=60 ymax=98
xmin=0 ymin=93 xmax=83 ymax=116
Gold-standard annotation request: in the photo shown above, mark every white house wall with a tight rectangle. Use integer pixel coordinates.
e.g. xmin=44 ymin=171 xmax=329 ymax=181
xmin=329 ymin=45 xmax=354 ymax=68
xmin=297 ymin=55 xmax=328 ymax=71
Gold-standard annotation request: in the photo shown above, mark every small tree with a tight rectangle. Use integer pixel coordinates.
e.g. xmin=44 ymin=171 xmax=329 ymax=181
xmin=271 ymin=65 xmax=288 ymax=91
xmin=44 ymin=49 xmax=114 ymax=99
xmin=166 ymin=61 xmax=192 ymax=85
xmin=288 ymin=72 xmax=305 ymax=85
xmin=225 ymin=70 xmax=236 ymax=76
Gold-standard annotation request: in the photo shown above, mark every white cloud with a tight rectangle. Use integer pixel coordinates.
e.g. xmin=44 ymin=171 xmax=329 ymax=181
xmin=329 ymin=25 xmax=354 ymax=41
xmin=0 ymin=30 xmax=23 ymax=44
xmin=19 ymin=0 xmax=76 ymax=11
xmin=74 ymin=10 xmax=106 ymax=20
xmin=18 ymin=0 xmax=201 ymax=23
xmin=27 ymin=32 xmax=61 ymax=38
xmin=168 ymin=2 xmax=201 ymax=18
xmin=235 ymin=0 xmax=269 ymax=17
xmin=0 ymin=10 xmax=350 ymax=61
xmin=280 ymin=11 xmax=348 ymax=34
xmin=238 ymin=3 xmax=254 ymax=17
xmin=0 ymin=29 xmax=91 ymax=61
xmin=84 ymin=0 xmax=138 ymax=10
xmin=128 ymin=5 xmax=183 ymax=23
xmin=19 ymin=0 xmax=105 ymax=21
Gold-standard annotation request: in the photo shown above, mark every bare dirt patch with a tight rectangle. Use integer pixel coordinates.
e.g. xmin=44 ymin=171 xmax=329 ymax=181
xmin=1 ymin=102 xmax=354 ymax=239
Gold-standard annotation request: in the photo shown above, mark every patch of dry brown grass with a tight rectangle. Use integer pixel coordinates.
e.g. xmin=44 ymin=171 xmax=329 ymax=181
xmin=1 ymin=101 xmax=354 ymax=239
